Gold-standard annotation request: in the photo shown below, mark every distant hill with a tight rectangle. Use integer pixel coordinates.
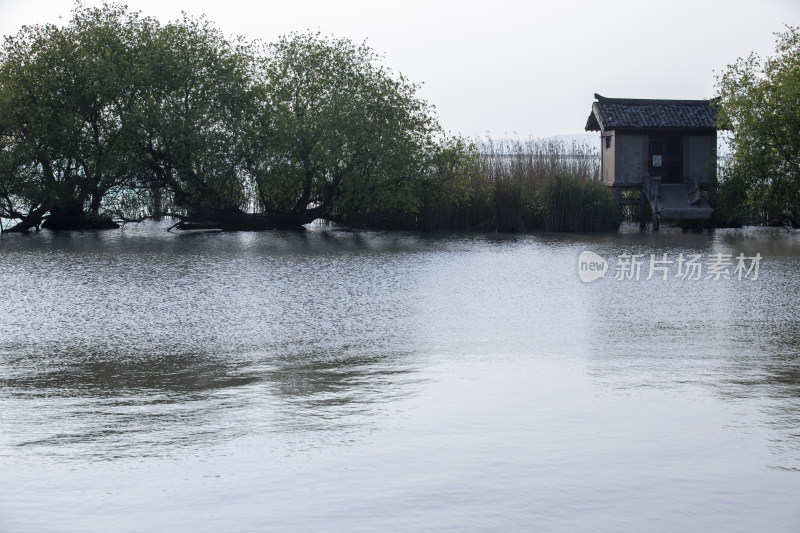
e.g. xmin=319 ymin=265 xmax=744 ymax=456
xmin=475 ymin=133 xmax=600 ymax=153
xmin=549 ymin=132 xmax=731 ymax=156
xmin=476 ymin=132 xmax=731 ymax=158
xmin=547 ymin=133 xmax=600 ymax=148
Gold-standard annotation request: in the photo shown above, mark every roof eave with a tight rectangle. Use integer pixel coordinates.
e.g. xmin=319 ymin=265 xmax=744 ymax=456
xmin=585 ymin=113 xmax=601 ymax=132
xmin=612 ymin=126 xmax=718 ymax=133
xmin=585 ymin=103 xmax=604 ymax=132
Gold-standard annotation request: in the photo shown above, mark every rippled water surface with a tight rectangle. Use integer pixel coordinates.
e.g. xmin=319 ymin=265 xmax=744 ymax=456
xmin=1 ymin=222 xmax=799 ymax=532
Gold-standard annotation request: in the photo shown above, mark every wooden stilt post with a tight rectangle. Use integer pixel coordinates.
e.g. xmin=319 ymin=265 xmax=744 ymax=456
xmin=639 ymin=186 xmax=647 ymax=229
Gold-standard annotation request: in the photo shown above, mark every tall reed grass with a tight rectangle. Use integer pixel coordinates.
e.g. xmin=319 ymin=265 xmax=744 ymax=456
xmin=418 ymin=137 xmax=619 ymax=232
xmin=336 ymin=137 xmax=620 ymax=232
xmin=537 ymin=174 xmax=621 ymax=232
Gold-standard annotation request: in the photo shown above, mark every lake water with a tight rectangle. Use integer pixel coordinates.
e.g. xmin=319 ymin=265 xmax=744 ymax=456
xmin=1 ymin=221 xmax=799 ymax=532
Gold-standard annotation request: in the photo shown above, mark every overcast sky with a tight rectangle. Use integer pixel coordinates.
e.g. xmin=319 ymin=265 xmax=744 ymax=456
xmin=1 ymin=0 xmax=798 ymax=138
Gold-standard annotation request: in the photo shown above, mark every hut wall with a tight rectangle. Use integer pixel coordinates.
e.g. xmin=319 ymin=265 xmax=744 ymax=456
xmin=683 ymin=134 xmax=717 ymax=185
xmin=601 ymin=132 xmax=616 ymax=185
xmin=612 ymin=133 xmax=645 ymax=187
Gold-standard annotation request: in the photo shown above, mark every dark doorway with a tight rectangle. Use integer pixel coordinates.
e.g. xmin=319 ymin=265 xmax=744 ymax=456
xmin=648 ymin=135 xmax=683 ymax=184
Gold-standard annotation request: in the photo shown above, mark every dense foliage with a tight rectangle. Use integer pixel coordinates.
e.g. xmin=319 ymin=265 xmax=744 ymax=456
xmin=0 ymin=5 xmax=150 ymax=230
xmin=714 ymin=26 xmax=800 ymax=227
xmin=0 ymin=4 xmax=617 ymax=233
xmin=250 ymin=31 xmax=438 ymax=226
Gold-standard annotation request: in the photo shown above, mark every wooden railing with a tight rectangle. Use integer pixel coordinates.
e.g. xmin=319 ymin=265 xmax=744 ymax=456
xmin=641 ymin=173 xmax=661 ymax=230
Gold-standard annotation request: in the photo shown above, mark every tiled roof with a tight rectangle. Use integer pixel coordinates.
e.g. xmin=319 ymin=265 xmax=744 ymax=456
xmin=585 ymin=94 xmax=718 ymax=132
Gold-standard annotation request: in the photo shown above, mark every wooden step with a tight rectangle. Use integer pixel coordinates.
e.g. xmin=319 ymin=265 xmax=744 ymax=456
xmin=653 ymin=184 xmax=713 ymax=220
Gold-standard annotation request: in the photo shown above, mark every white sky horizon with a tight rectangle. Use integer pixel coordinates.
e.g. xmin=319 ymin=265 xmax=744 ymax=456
xmin=1 ymin=0 xmax=798 ymax=138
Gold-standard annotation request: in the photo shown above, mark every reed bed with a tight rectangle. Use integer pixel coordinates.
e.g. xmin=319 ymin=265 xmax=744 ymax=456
xmin=415 ymin=137 xmax=619 ymax=232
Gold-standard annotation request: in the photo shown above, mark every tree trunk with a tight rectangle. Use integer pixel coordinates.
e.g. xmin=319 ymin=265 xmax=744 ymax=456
xmin=41 ymin=202 xmax=119 ymax=230
xmin=175 ymin=206 xmax=326 ymax=231
xmin=4 ymin=205 xmax=49 ymax=233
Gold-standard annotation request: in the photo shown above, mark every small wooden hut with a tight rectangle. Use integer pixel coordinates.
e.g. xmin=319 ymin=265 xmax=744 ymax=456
xmin=585 ymin=93 xmax=717 ymax=228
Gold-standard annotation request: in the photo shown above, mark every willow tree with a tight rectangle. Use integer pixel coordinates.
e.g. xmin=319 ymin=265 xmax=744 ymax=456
xmin=0 ymin=5 xmax=260 ymax=232
xmin=249 ymin=32 xmax=439 ymax=226
xmin=1 ymin=11 xmax=454 ymax=232
xmin=715 ymin=26 xmax=800 ymax=226
xmin=134 ymin=14 xmax=260 ymax=229
xmin=0 ymin=4 xmax=154 ymax=231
